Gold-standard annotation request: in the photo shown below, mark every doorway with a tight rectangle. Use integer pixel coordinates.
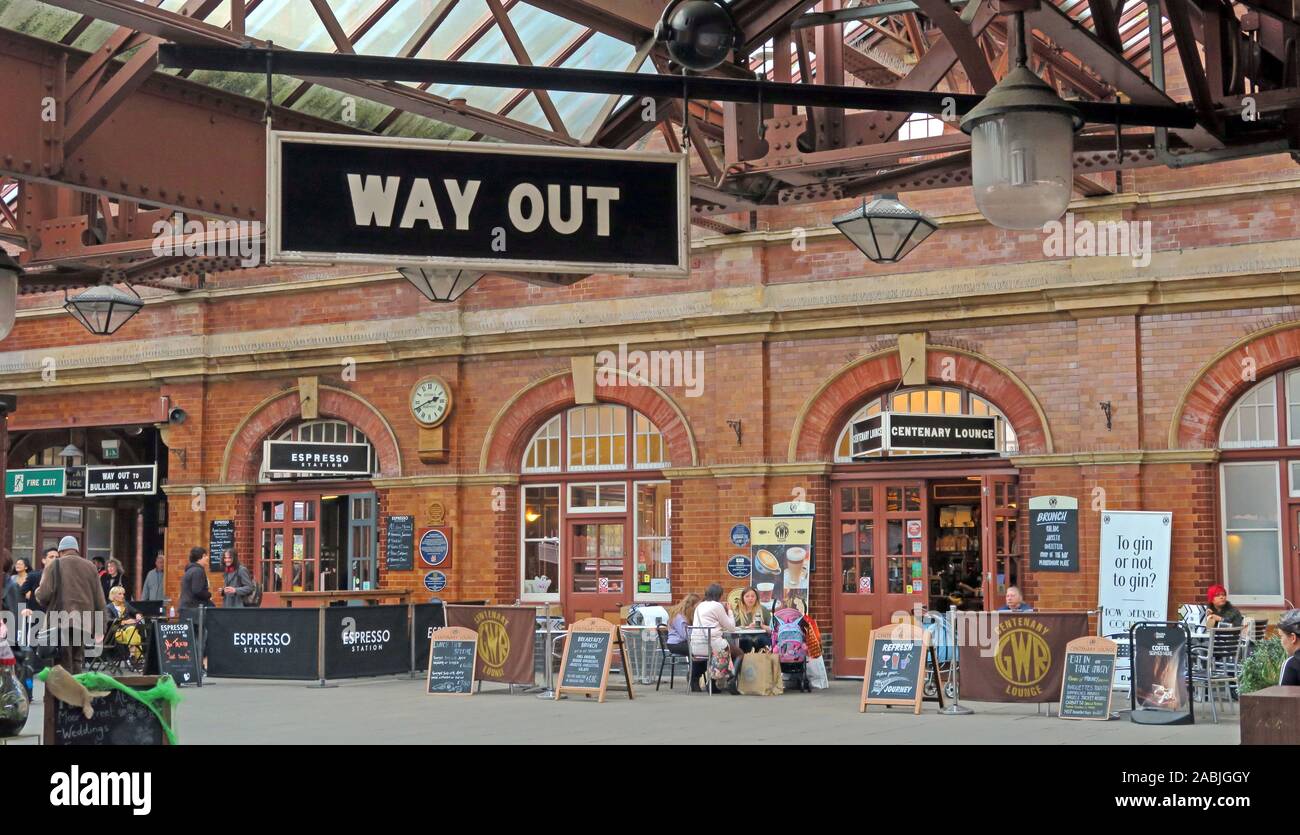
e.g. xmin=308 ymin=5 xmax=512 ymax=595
xmin=254 ymin=490 xmax=377 ymax=600
xmin=566 ymin=519 xmax=629 ymax=623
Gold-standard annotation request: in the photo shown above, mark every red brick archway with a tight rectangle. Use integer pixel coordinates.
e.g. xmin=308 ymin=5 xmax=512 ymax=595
xmin=1174 ymin=325 xmax=1300 ymax=448
xmin=790 ymin=347 xmax=1052 ymax=461
xmin=223 ymin=386 xmax=401 ymax=482
xmin=481 ymin=371 xmax=698 ymax=473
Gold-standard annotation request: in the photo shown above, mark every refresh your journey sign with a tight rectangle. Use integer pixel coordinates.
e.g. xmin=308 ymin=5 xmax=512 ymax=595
xmin=266 ymin=130 xmax=689 ymax=277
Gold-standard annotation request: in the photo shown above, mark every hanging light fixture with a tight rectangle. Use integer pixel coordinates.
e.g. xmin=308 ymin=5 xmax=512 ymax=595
xmin=63 ymin=283 xmax=143 ymax=335
xmin=959 ymin=11 xmax=1083 ymax=230
xmin=0 ymin=251 xmax=21 ymax=341
xmin=832 ymin=193 xmax=939 ymax=263
xmin=398 ymin=267 xmax=484 ymax=303
xmin=58 ymin=443 xmax=83 ymax=460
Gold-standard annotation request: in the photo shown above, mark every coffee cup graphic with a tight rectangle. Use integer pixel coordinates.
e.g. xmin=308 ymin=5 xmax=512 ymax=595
xmin=756 ymin=582 xmax=775 ymax=608
xmin=754 ymin=549 xmax=780 ymax=575
xmin=785 ymin=547 xmax=808 ymax=588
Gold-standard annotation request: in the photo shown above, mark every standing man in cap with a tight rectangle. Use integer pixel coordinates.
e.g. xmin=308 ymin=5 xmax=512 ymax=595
xmin=34 ymin=535 xmax=106 ymax=674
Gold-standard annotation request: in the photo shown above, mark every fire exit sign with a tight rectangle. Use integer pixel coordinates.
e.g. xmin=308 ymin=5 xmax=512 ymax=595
xmin=5 ymin=467 xmax=67 ymax=497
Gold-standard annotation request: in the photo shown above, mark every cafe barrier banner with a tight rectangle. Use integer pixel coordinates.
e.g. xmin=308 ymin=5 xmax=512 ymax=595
xmin=323 ymin=605 xmax=411 ymax=679
xmin=412 ymin=602 xmax=448 ymax=668
xmin=1098 ymin=510 xmax=1172 ymax=636
xmin=202 ymin=608 xmax=320 ymax=680
xmin=957 ymin=612 xmax=1089 ymax=703
xmin=750 ymin=516 xmax=814 ymax=614
xmin=446 ymin=605 xmax=536 ymax=685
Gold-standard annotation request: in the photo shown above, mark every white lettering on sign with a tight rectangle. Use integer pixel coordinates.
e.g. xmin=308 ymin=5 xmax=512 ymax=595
xmin=890 ymin=424 xmax=995 ymax=440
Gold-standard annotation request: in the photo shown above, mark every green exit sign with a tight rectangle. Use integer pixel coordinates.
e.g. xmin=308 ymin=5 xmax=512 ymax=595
xmin=5 ymin=467 xmax=67 ymax=497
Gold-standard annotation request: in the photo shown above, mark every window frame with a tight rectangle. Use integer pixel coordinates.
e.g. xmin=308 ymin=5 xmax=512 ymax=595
xmin=832 ymin=385 xmax=1019 ymax=462
xmin=567 ymin=481 xmax=628 ymax=513
xmin=1218 ymin=460 xmax=1286 ymax=605
xmin=520 ymin=483 xmax=562 ymax=603
xmin=633 ymin=479 xmax=673 ymax=603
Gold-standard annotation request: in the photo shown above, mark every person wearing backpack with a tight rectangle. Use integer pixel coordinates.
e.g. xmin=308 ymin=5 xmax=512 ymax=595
xmin=220 ymin=549 xmax=256 ymax=608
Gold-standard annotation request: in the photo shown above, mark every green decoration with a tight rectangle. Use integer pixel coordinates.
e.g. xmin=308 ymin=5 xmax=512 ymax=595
xmin=38 ymin=669 xmax=183 ymax=744
xmin=1240 ymin=637 xmax=1286 ymax=695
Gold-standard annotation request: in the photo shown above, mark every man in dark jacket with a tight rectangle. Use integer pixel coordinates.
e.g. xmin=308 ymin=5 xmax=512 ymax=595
xmin=179 ymin=547 xmax=213 ymax=610
xmin=34 ymin=536 xmax=106 ymax=673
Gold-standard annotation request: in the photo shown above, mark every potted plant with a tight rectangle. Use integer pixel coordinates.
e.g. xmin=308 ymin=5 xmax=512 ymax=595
xmin=1240 ymin=636 xmax=1286 ymax=694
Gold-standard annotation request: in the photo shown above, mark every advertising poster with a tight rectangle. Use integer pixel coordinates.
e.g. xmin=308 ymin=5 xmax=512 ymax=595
xmin=750 ymin=516 xmax=813 ymax=613
xmin=1098 ymin=511 xmax=1173 ymax=636
xmin=958 ymin=612 xmax=1089 ymax=703
xmin=1130 ymin=622 xmax=1193 ymax=724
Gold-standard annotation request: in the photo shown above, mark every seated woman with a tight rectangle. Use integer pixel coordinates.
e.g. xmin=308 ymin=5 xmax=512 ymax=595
xmin=104 ymin=586 xmax=144 ymax=662
xmin=689 ymin=584 xmax=741 ymax=692
xmin=733 ymin=587 xmax=773 ymax=651
xmin=1205 ymin=584 xmax=1244 ymax=628
xmin=665 ymin=593 xmax=699 ymax=656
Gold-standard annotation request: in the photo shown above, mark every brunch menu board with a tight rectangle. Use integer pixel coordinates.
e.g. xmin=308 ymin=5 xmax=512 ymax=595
xmin=554 ymin=618 xmax=632 ymax=703
xmin=860 ymin=623 xmax=929 ymax=715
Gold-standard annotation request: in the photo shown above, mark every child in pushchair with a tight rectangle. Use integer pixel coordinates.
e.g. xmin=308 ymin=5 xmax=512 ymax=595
xmin=771 ymin=607 xmax=811 ymax=692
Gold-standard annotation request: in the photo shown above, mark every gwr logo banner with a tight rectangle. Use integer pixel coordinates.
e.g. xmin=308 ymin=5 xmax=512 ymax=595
xmin=957 ymin=612 xmax=1088 ymax=703
xmin=445 ymin=605 xmax=536 ymax=685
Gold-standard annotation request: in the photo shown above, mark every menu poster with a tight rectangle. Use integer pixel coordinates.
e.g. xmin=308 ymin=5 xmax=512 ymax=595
xmin=385 ymin=515 xmax=414 ymax=571
xmin=153 ymin=621 xmax=201 ymax=686
xmin=555 ymin=618 xmax=619 ymax=703
xmin=1130 ymin=622 xmax=1193 ymax=725
xmin=1058 ymin=636 xmax=1117 ymax=720
xmin=208 ymin=519 xmax=234 ymax=571
xmin=426 ymin=626 xmax=478 ymax=696
xmin=859 ymin=622 xmax=929 ymax=715
xmin=750 ymin=516 xmax=814 ymax=614
xmin=1028 ymin=495 xmax=1079 ymax=573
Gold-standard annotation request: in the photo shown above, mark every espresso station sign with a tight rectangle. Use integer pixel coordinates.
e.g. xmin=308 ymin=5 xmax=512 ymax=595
xmin=851 ymin=413 xmax=998 ymax=458
xmin=267 ymin=131 xmax=689 ymax=276
xmin=264 ymin=440 xmax=371 ymax=476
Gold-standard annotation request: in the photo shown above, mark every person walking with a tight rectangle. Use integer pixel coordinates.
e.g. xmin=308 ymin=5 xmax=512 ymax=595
xmin=179 ymin=547 xmax=213 ymax=611
xmin=220 ymin=549 xmax=254 ymax=608
xmin=33 ymin=536 xmax=106 ymax=674
xmin=141 ymin=553 xmax=166 ymax=601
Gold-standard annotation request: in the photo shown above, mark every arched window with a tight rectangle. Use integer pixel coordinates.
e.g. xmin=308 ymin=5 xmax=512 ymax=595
xmin=519 ymin=405 xmax=673 ymax=604
xmin=259 ymin=419 xmax=377 ymax=482
xmin=833 ymin=385 xmax=1019 ymax=461
xmin=1216 ymin=370 xmax=1300 ymax=604
xmin=26 ymin=446 xmax=85 ymax=467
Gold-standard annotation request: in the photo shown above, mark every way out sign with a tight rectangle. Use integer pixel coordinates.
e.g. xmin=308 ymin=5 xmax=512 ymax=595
xmin=267 ymin=130 xmax=689 ymax=277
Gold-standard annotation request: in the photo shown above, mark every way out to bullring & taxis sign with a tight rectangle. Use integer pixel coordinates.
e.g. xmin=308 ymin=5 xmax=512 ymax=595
xmin=266 ymin=130 xmax=689 ymax=276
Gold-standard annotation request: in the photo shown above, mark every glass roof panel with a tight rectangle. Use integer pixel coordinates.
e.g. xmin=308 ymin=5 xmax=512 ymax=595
xmin=416 ymin=0 xmax=494 ymax=61
xmin=508 ymin=35 xmax=639 ymax=136
xmin=291 ymin=85 xmax=395 ymax=132
xmin=244 ymin=0 xmax=384 ymax=52
xmin=0 ymin=0 xmax=82 ymax=41
xmin=427 ymin=23 xmax=520 ymax=112
xmin=506 ymin=2 xmax=585 ymax=67
xmin=354 ymin=0 xmax=431 ymax=56
xmin=381 ymin=110 xmax=473 ymax=140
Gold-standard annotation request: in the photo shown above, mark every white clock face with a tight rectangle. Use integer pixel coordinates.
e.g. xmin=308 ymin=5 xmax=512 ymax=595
xmin=411 ymin=380 xmax=449 ymax=425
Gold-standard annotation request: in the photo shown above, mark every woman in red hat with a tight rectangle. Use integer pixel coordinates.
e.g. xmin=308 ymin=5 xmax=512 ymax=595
xmin=1205 ymin=584 xmax=1244 ymax=628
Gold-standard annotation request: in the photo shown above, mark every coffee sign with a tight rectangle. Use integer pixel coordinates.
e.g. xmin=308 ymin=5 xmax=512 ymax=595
xmin=268 ymin=130 xmax=688 ymax=276
xmin=1029 ymin=495 xmax=1079 ymax=572
xmin=264 ymin=440 xmax=371 ymax=476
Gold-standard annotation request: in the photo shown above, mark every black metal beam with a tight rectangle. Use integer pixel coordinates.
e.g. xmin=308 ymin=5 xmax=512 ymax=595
xmin=792 ymin=0 xmax=966 ymax=29
xmin=157 ymin=44 xmax=1199 ymax=129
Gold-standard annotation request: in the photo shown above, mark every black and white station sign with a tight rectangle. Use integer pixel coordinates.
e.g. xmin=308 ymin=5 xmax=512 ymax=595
xmin=267 ymin=130 xmax=689 ymax=276
xmin=85 ymin=464 xmax=157 ymax=496
xmin=851 ymin=413 xmax=999 ymax=457
xmin=264 ymin=440 xmax=371 ymax=476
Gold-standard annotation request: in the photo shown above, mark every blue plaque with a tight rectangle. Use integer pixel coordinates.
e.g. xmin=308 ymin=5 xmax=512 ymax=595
xmin=726 ymin=555 xmax=752 ymax=579
xmin=730 ymin=524 xmax=750 ymax=547
xmin=423 ymin=571 xmax=448 ymax=593
xmin=419 ymin=529 xmax=450 ymax=567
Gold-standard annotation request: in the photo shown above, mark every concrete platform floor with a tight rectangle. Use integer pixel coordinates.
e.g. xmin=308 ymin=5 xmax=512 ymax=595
xmin=27 ymin=676 xmax=1242 ymax=744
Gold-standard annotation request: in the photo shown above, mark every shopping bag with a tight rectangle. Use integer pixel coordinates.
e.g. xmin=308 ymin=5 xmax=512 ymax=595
xmin=737 ymin=651 xmax=784 ymax=696
xmin=806 ymin=655 xmax=829 ymax=690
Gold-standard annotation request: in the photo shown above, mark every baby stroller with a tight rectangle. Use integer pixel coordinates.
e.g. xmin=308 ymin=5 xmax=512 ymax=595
xmin=771 ymin=608 xmax=810 ymax=692
xmin=921 ymin=612 xmax=958 ymax=701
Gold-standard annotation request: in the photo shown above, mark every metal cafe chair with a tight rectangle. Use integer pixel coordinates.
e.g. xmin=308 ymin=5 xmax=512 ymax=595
xmin=686 ymin=625 xmax=715 ymax=696
xmin=1191 ymin=625 xmax=1245 ymax=724
xmin=654 ymin=623 xmax=689 ymax=691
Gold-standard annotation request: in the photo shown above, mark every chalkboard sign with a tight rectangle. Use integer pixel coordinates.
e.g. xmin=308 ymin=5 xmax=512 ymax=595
xmin=154 ymin=620 xmax=202 ymax=686
xmin=45 ymin=677 xmax=172 ymax=745
xmin=427 ymin=626 xmax=478 ymax=695
xmin=1029 ymin=496 xmax=1079 ymax=572
xmin=385 ymin=515 xmax=414 ymax=571
xmin=555 ymin=618 xmax=617 ymax=702
xmin=209 ymin=519 xmax=234 ymax=571
xmin=1058 ymin=636 xmax=1117 ymax=720
xmin=859 ymin=623 xmax=929 ymax=715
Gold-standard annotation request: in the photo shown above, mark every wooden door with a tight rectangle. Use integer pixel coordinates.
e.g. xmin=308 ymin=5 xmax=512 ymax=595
xmin=981 ymin=474 xmax=1019 ymax=608
xmin=832 ymin=481 xmax=928 ymax=677
xmin=255 ymin=494 xmax=321 ymax=601
xmin=566 ymin=519 xmax=629 ymax=624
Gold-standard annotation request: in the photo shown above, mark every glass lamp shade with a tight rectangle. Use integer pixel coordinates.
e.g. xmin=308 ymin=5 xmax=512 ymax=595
xmin=399 ymin=267 xmax=484 ymax=302
xmin=64 ymin=284 xmax=143 ymax=335
xmin=968 ymin=110 xmax=1075 ymax=229
xmin=831 ymin=194 xmax=938 ymax=263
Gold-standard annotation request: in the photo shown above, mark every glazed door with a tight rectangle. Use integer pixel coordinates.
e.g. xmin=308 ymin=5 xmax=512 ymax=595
xmin=832 ymin=481 xmax=928 ymax=677
xmin=346 ymin=492 xmax=377 ymax=591
xmin=981 ymin=475 xmax=1019 ymax=608
xmin=256 ymin=495 xmax=321 ymax=597
xmin=566 ymin=519 xmax=629 ymax=623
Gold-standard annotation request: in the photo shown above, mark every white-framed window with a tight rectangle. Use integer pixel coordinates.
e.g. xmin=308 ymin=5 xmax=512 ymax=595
xmin=1219 ymin=461 xmax=1285 ymax=604
xmin=898 ymin=112 xmax=944 ymax=141
xmin=260 ymin=419 xmax=377 ymax=482
xmin=1287 ymin=369 xmax=1300 ymax=446
xmin=85 ymin=507 xmax=114 ymax=564
xmin=1290 ymin=461 xmax=1300 ymax=498
xmin=1219 ymin=378 xmax=1277 ymax=448
xmin=833 ymin=385 xmax=1019 ymax=461
xmin=633 ymin=412 xmax=669 ymax=469
xmin=10 ymin=505 xmax=36 ymax=567
xmin=567 ymin=404 xmax=628 ymax=471
xmin=521 ymin=484 xmax=561 ymax=600
xmin=568 ymin=482 xmax=627 ymax=512
xmin=634 ymin=481 xmax=672 ymax=601
xmin=522 ymin=415 xmax=562 ymax=473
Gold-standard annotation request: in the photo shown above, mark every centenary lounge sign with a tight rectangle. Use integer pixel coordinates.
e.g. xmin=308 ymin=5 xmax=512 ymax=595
xmin=851 ymin=413 xmax=999 ymax=458
xmin=266 ymin=130 xmax=689 ymax=276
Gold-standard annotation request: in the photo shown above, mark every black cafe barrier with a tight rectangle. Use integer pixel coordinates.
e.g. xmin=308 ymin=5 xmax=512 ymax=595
xmin=198 ymin=602 xmax=445 ymax=681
